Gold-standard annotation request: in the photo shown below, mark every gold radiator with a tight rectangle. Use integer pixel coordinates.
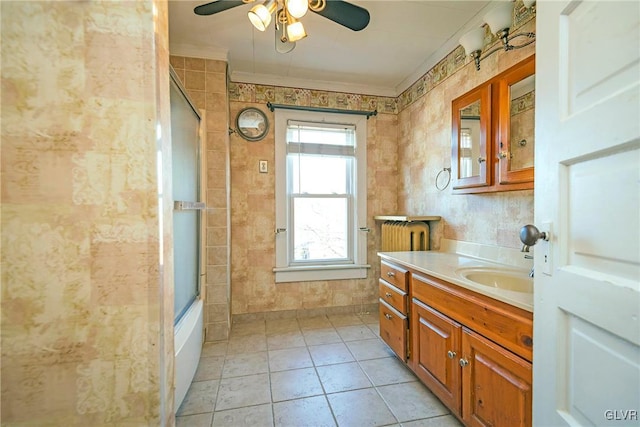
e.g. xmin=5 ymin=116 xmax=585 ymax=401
xmin=381 ymin=221 xmax=430 ymax=251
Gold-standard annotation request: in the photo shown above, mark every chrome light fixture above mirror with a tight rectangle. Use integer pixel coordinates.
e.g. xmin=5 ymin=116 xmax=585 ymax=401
xmin=460 ymin=0 xmax=536 ymax=71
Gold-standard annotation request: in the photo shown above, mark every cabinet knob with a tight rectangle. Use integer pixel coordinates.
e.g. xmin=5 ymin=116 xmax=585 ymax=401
xmin=477 ymin=157 xmax=486 ymax=164
xmin=386 ymin=271 xmax=396 ymax=278
xmin=447 ymin=350 xmax=457 ymax=359
xmin=459 ymin=358 xmax=469 ymax=367
xmin=384 ymin=313 xmax=393 ymax=320
xmin=499 ymin=151 xmax=509 ymax=159
xmin=385 ymin=292 xmax=392 ymax=298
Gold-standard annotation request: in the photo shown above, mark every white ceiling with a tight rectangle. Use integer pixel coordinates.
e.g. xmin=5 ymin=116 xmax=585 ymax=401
xmin=168 ymin=0 xmax=495 ymax=97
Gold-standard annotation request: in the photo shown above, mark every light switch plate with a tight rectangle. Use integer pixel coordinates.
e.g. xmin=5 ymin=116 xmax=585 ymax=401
xmin=259 ymin=160 xmax=268 ymax=173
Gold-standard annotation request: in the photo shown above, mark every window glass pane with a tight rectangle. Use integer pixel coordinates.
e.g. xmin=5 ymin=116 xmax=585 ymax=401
xmin=287 ymin=124 xmax=355 ymax=147
xmin=293 ymin=197 xmax=348 ymax=261
xmin=290 ymin=154 xmax=351 ymax=194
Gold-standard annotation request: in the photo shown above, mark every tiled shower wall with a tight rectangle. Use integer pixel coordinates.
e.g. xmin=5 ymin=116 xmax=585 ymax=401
xmin=1 ymin=1 xmax=174 ymax=424
xmin=170 ymin=56 xmax=231 ymax=341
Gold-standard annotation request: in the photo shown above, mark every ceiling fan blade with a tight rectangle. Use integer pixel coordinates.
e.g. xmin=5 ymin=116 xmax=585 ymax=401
xmin=311 ymin=0 xmax=370 ymax=31
xmin=194 ymin=0 xmax=245 ymax=16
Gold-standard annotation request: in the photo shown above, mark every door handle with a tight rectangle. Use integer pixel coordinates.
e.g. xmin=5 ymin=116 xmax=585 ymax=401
xmin=174 ymin=201 xmax=206 ymax=211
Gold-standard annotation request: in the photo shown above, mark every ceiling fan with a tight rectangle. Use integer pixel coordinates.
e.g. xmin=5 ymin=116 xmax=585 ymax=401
xmin=194 ymin=0 xmax=370 ymax=53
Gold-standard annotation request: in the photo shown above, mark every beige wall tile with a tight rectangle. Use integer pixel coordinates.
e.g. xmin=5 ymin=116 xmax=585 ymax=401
xmin=185 ymin=57 xmax=206 ymax=71
xmin=206 ymin=59 xmax=226 ymax=73
xmin=185 ymin=70 xmax=206 ymax=91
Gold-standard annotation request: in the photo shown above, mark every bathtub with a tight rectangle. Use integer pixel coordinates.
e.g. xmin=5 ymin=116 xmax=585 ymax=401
xmin=174 ymin=298 xmax=203 ymax=409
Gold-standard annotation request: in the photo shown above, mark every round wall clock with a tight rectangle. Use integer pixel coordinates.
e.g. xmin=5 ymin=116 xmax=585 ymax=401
xmin=236 ymin=107 xmax=269 ymax=141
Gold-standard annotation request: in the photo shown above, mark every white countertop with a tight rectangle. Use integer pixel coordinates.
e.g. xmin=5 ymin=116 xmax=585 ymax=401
xmin=378 ymin=251 xmax=534 ymax=312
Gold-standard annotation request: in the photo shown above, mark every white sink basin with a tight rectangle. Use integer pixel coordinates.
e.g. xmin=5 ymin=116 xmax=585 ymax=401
xmin=456 ymin=267 xmax=533 ymax=293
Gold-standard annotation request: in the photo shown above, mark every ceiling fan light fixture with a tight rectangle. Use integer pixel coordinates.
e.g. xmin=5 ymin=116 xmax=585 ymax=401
xmin=275 ymin=9 xmax=296 ymax=53
xmin=286 ymin=18 xmax=307 ymax=42
xmin=248 ymin=0 xmax=277 ymax=31
xmin=286 ymin=0 xmax=309 ymax=18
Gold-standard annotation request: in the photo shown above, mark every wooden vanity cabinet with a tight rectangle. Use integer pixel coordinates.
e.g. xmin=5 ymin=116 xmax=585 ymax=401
xmin=462 ymin=328 xmax=532 ymax=427
xmin=411 ymin=298 xmax=462 ymax=414
xmin=410 ymin=272 xmax=533 ymax=427
xmin=378 ymin=260 xmax=410 ymax=361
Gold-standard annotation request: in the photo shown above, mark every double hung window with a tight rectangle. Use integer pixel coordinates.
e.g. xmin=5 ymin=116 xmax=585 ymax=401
xmin=274 ymin=110 xmax=368 ymax=283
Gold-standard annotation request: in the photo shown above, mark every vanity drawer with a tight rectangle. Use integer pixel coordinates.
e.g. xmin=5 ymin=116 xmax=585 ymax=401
xmin=380 ymin=260 xmax=409 ymax=292
xmin=379 ymin=299 xmax=408 ymax=361
xmin=379 ymin=279 xmax=408 ymax=314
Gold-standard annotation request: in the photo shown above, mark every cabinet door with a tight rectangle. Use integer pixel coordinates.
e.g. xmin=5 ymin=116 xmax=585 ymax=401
xmin=461 ymin=328 xmax=532 ymax=427
xmin=497 ymin=55 xmax=535 ymax=185
xmin=411 ymin=298 xmax=462 ymax=415
xmin=452 ymin=84 xmax=492 ymax=190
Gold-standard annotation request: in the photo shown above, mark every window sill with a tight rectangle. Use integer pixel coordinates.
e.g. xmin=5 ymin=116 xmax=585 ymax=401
xmin=273 ymin=264 xmax=370 ymax=283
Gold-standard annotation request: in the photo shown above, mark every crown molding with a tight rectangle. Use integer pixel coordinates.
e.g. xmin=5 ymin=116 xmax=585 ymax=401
xmin=395 ymin=1 xmax=496 ymax=96
xmin=169 ymin=43 xmax=228 ymax=62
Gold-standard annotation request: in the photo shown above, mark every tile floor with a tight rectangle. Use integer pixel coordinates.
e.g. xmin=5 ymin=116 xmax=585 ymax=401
xmin=176 ymin=311 xmax=464 ymax=427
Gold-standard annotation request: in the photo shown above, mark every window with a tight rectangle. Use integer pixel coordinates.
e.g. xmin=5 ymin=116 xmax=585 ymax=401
xmin=274 ymin=110 xmax=368 ymax=283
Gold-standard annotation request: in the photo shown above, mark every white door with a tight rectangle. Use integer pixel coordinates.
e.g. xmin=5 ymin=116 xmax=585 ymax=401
xmin=533 ymin=1 xmax=640 ymax=426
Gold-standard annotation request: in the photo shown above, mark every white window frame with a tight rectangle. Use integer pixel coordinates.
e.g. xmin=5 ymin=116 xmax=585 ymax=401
xmin=274 ymin=109 xmax=369 ymax=283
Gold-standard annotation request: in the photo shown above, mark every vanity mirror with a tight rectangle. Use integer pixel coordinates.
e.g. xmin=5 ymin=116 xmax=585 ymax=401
xmin=452 ymin=85 xmax=491 ymax=189
xmin=451 ymin=55 xmax=535 ymax=194
xmin=498 ymin=56 xmax=535 ymax=184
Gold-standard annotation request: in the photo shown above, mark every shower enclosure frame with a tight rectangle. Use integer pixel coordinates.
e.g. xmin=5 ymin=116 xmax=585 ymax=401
xmin=169 ymin=65 xmax=206 ymax=409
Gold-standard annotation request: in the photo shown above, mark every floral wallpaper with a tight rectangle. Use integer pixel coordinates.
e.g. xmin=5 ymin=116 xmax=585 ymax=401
xmin=1 ymin=1 xmax=174 ymax=425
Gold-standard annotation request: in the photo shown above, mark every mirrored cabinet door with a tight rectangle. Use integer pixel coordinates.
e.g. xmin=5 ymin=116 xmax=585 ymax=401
xmin=452 ymin=84 xmax=492 ymax=189
xmin=497 ymin=55 xmax=535 ymax=184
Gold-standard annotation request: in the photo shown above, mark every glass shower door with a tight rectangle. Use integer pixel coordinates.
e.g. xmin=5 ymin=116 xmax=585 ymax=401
xmin=170 ymin=72 xmax=202 ymax=324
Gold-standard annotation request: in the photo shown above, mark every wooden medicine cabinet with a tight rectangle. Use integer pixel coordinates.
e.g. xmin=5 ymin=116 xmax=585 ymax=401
xmin=452 ymin=55 xmax=535 ymax=194
xmin=452 ymin=84 xmax=492 ymax=190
